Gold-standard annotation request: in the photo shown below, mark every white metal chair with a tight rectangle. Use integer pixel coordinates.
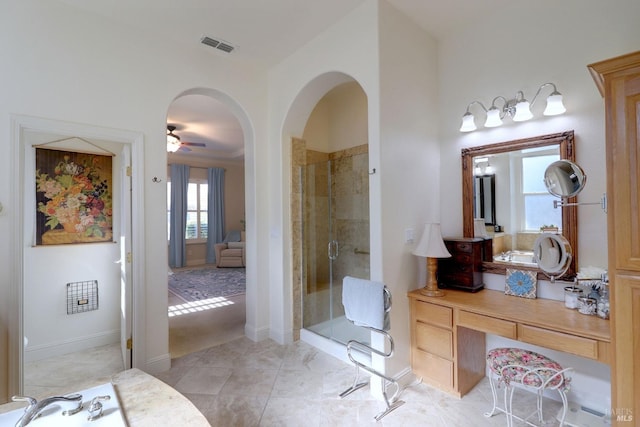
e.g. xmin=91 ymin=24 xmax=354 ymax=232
xmin=485 ymin=347 xmax=573 ymax=427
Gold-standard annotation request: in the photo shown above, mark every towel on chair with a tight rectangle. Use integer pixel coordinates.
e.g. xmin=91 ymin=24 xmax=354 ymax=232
xmin=342 ymin=276 xmax=388 ymax=330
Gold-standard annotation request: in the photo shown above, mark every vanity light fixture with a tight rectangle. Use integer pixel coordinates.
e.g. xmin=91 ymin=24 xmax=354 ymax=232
xmin=460 ymin=83 xmax=566 ymax=132
xmin=412 ymin=223 xmax=451 ymax=297
xmin=473 ymin=157 xmax=493 ymax=175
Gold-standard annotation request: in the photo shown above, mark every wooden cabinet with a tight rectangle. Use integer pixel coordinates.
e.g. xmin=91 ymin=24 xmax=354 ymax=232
xmin=589 ymin=50 xmax=640 ymax=425
xmin=410 ymin=299 xmax=456 ymax=391
xmin=408 ymin=289 xmax=611 ymax=398
xmin=438 ymin=237 xmax=489 ymax=292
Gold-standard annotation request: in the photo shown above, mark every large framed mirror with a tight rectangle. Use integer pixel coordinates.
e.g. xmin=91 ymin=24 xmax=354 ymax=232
xmin=461 ymin=130 xmax=577 ymax=279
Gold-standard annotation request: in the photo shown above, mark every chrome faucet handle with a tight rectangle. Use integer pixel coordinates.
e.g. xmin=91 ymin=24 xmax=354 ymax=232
xmin=11 ymin=396 xmax=37 ymax=405
xmin=87 ymin=395 xmax=110 ymax=421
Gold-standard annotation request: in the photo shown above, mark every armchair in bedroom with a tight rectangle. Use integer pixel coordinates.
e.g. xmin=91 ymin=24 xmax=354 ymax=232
xmin=214 ymin=241 xmax=246 ymax=268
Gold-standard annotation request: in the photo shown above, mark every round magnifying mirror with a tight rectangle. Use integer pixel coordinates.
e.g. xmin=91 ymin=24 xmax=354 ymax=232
xmin=533 ymin=233 xmax=573 ymax=280
xmin=543 ymin=160 xmax=587 ymax=198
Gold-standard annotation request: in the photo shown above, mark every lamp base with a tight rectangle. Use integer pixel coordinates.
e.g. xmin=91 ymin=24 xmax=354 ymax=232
xmin=421 ymin=257 xmax=445 ymax=297
xmin=420 ymin=287 xmax=445 ymax=297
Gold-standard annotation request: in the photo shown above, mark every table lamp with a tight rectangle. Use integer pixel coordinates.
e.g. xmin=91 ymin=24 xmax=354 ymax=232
xmin=412 ymin=223 xmax=451 ymax=297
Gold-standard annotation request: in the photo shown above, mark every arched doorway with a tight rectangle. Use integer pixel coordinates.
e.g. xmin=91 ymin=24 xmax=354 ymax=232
xmin=286 ymin=74 xmax=370 ymax=353
xmin=165 ymin=88 xmax=254 ymax=357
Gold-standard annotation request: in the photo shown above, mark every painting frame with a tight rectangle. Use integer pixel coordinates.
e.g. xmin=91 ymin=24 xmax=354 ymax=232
xmin=35 ymin=148 xmax=113 ymax=245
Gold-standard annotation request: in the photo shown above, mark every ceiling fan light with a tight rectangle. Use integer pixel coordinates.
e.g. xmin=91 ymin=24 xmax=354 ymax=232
xmin=484 ymin=107 xmax=503 ymax=127
xmin=460 ymin=112 xmax=477 ymax=132
xmin=544 ymin=92 xmax=566 ymax=116
xmin=167 ymin=140 xmax=180 ymax=152
xmin=166 ymin=125 xmax=181 ymax=152
xmin=512 ymin=100 xmax=533 ymax=122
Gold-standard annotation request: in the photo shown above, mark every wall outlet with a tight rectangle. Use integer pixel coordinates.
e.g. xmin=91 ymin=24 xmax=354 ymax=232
xmin=405 ymin=228 xmax=414 ymax=243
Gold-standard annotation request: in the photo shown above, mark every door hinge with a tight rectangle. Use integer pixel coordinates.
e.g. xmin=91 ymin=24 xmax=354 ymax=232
xmin=126 ymin=337 xmax=133 ymax=350
xmin=126 ymin=252 xmax=132 ymax=263
xmin=126 ymin=166 xmax=132 ymax=177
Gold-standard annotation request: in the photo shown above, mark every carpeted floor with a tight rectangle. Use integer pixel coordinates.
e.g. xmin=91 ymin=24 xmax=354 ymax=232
xmin=168 ymin=266 xmax=246 ymax=302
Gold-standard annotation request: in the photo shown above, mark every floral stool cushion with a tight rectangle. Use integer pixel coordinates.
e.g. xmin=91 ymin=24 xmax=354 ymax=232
xmin=486 ymin=348 xmax=570 ymax=392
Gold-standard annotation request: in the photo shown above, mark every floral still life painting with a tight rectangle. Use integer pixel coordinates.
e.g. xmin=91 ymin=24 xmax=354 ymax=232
xmin=505 ymin=268 xmax=537 ymax=299
xmin=35 ymin=148 xmax=113 ymax=245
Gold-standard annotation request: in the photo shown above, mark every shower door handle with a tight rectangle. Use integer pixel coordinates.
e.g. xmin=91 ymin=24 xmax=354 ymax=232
xmin=328 ymin=240 xmax=339 ymax=260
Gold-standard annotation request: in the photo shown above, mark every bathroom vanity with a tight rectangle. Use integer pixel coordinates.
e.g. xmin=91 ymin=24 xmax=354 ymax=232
xmin=408 ymin=288 xmax=611 ymax=397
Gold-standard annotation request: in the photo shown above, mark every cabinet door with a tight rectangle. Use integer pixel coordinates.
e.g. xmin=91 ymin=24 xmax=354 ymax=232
xmin=590 ymin=50 xmax=640 ymax=426
xmin=606 ymin=68 xmax=640 ymax=271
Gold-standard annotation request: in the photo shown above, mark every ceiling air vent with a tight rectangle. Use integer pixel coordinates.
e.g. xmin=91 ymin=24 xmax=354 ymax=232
xmin=200 ymin=36 xmax=235 ymax=54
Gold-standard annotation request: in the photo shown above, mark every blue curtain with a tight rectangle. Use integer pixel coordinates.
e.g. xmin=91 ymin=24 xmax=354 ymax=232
xmin=206 ymin=167 xmax=225 ymax=264
xmin=169 ymin=164 xmax=190 ymax=268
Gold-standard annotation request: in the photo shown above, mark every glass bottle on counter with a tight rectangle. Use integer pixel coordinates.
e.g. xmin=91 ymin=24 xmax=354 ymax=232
xmin=597 ymin=274 xmax=610 ymax=319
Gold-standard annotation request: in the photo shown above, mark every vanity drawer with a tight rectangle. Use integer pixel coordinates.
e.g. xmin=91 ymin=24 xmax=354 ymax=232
xmin=413 ymin=300 xmax=452 ymax=328
xmin=458 ymin=311 xmax=517 ymax=339
xmin=415 ymin=322 xmax=453 ymax=359
xmin=412 ymin=349 xmax=454 ymax=389
xmin=517 ymin=324 xmax=599 ymax=360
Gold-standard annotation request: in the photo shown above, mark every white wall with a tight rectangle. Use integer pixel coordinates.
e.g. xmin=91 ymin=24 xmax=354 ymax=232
xmin=0 ymin=0 xmax=268 ymax=401
xmin=22 ymin=133 xmax=122 ymax=362
xmin=437 ymin=0 xmax=640 ymax=412
xmin=303 ymin=82 xmax=369 ymax=153
xmin=377 ymin=0 xmax=439 ymax=379
xmin=268 ymin=0 xmax=381 ymax=345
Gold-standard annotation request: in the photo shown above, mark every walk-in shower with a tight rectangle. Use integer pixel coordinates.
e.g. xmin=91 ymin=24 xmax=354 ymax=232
xmin=300 ymin=148 xmax=370 ymax=345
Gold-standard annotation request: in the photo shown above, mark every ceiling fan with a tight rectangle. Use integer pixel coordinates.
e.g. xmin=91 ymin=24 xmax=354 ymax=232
xmin=166 ymin=125 xmax=207 ymax=153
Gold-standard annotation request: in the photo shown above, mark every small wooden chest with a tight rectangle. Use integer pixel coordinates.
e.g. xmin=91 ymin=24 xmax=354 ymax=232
xmin=437 ymin=237 xmax=491 ymax=292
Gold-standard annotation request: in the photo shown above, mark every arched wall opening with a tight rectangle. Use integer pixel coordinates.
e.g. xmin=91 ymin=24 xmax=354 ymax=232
xmin=281 ymin=72 xmax=370 ymax=350
xmin=165 ymin=87 xmax=258 ymax=349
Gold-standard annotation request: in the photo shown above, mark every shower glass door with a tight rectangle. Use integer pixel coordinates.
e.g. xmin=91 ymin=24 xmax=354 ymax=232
xmin=301 ymin=152 xmax=370 ymax=345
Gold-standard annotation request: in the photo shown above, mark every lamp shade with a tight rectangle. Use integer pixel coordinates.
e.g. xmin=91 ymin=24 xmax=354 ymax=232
xmin=412 ymin=223 xmax=451 ymax=258
xmin=459 ymin=112 xmax=477 ymax=132
xmin=512 ymin=100 xmax=533 ymax=121
xmin=484 ymin=107 xmax=503 ymax=127
xmin=543 ymin=93 xmax=566 ymax=116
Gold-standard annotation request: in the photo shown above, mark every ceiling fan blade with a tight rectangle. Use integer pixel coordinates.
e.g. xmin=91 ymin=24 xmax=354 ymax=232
xmin=178 ymin=145 xmax=192 ymax=152
xmin=182 ymin=141 xmax=207 ymax=147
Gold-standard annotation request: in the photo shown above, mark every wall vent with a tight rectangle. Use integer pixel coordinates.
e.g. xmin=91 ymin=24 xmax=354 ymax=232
xmin=200 ymin=36 xmax=235 ymax=53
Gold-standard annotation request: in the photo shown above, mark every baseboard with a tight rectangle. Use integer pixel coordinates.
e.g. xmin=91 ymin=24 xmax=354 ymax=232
xmin=245 ymin=324 xmax=270 ymax=342
xmin=24 ymin=330 xmax=119 ymax=362
xmin=300 ymin=329 xmax=349 ymax=364
xmin=145 ymin=353 xmax=171 ymax=375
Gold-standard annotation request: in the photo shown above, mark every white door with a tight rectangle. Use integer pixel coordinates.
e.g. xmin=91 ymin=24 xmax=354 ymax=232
xmin=119 ymin=145 xmax=133 ymax=369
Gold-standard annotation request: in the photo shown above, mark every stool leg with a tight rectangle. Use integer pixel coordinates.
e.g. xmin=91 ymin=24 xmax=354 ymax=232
xmin=505 ymin=384 xmax=515 ymax=427
xmin=557 ymin=390 xmax=569 ymax=427
xmin=536 ymin=389 xmax=544 ymax=423
xmin=484 ymin=375 xmax=500 ymax=418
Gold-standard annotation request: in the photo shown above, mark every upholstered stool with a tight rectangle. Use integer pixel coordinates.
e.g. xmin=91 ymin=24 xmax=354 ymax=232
xmin=485 ymin=348 xmax=572 ymax=427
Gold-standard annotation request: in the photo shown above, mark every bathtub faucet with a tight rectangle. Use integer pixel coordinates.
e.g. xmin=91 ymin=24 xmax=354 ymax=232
xmin=12 ymin=393 xmax=83 ymax=426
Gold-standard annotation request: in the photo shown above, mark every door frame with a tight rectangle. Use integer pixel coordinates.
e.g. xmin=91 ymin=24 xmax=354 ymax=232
xmin=8 ymin=115 xmax=145 ymax=395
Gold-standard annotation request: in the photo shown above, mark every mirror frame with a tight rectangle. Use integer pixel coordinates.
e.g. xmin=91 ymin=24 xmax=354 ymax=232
xmin=461 ymin=130 xmax=577 ymax=279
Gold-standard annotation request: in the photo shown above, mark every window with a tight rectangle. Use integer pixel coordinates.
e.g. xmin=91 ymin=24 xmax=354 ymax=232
xmin=521 ymin=154 xmax=562 ymax=231
xmin=167 ymin=180 xmax=208 ymax=241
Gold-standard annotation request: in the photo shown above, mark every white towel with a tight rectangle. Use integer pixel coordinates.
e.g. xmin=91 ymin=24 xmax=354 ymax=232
xmin=342 ymin=276 xmax=387 ymax=330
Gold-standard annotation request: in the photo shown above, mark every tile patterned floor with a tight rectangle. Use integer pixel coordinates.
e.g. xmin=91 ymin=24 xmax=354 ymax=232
xmin=154 ymin=337 xmax=564 ymax=426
